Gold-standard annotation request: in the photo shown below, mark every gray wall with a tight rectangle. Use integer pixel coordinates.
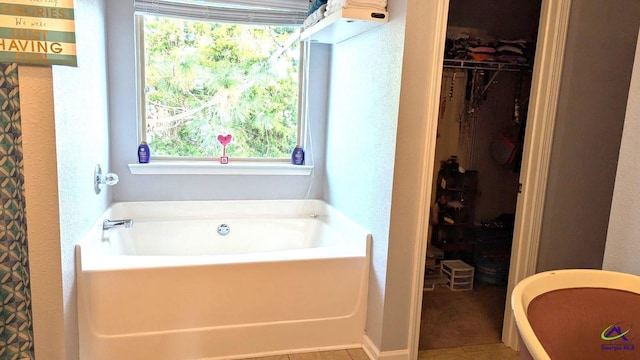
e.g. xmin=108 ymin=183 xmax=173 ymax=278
xmin=447 ymin=0 xmax=541 ymax=42
xmin=604 ymin=29 xmax=640 ymax=275
xmin=53 ymin=0 xmax=111 ymax=358
xmin=468 ymin=74 xmax=523 ymax=222
xmin=105 ymin=0 xmax=326 ymax=201
xmin=321 ymin=0 xmax=406 ymax=348
xmin=537 ymin=0 xmax=640 ymax=271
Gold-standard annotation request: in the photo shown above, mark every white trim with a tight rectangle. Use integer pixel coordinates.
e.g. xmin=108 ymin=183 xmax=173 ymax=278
xmin=405 ymin=1 xmax=450 ymax=360
xmin=406 ymin=0 xmax=573 ymax=355
xmin=362 ymin=335 xmax=379 ymax=360
xmin=134 ymin=14 xmax=306 ymax=158
xmin=128 ymin=161 xmax=313 ymax=175
xmin=362 ymin=335 xmax=409 ymax=360
xmin=501 ymin=0 xmax=572 ymax=350
xmin=378 ymin=350 xmax=409 ymax=360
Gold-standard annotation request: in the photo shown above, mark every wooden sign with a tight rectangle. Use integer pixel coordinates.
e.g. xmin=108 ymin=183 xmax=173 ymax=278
xmin=0 ymin=1 xmax=76 ymax=66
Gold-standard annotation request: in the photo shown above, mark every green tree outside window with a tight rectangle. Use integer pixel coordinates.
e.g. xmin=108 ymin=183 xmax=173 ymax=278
xmin=142 ymin=16 xmax=300 ymax=159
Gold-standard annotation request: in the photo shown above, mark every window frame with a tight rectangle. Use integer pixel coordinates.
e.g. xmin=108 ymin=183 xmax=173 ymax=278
xmin=134 ymin=14 xmax=307 ymax=163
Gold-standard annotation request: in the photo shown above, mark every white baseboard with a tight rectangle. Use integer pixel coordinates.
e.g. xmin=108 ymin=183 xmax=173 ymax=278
xmin=361 ymin=336 xmax=378 ymax=360
xmin=362 ymin=335 xmax=410 ymax=360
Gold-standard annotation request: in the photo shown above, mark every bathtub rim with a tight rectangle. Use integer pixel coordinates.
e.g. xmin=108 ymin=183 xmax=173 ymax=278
xmin=76 ymin=199 xmax=371 ymax=272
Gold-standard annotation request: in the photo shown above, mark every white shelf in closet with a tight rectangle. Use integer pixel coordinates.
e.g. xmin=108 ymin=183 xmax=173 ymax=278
xmin=301 ymin=7 xmax=388 ymax=44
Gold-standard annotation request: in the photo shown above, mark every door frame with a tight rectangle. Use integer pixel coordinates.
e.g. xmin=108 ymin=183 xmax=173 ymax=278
xmin=407 ymin=0 xmax=573 ymax=356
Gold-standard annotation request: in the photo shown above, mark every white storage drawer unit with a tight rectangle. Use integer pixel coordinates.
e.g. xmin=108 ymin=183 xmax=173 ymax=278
xmin=441 ymin=260 xmax=474 ymax=291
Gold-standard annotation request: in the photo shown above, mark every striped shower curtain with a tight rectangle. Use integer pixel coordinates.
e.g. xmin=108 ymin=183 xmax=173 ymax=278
xmin=0 ymin=63 xmax=35 ymax=359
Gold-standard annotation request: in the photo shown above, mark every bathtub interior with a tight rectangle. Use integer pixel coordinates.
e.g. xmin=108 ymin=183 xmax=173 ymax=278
xmin=77 ymin=199 xmax=369 ymax=271
xmin=104 ymin=218 xmax=352 ymax=255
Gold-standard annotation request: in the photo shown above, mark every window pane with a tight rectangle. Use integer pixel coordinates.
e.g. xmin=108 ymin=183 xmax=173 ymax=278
xmin=141 ymin=15 xmax=300 ymax=158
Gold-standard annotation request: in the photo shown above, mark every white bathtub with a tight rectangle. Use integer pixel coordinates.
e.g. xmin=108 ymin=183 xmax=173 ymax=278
xmin=76 ymin=200 xmax=371 ymax=360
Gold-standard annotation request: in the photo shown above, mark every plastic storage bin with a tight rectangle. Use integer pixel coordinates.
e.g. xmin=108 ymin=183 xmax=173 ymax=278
xmin=441 ymin=259 xmax=474 ymax=291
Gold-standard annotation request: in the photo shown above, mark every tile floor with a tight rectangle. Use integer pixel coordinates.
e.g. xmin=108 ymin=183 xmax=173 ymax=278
xmin=242 ymin=343 xmax=518 ymax=360
xmin=417 ymin=343 xmax=519 ymax=359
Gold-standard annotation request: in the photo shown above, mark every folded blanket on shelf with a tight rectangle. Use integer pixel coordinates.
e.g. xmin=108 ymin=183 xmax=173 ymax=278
xmin=445 ymin=37 xmax=470 ymax=60
xmin=495 ymin=54 xmax=528 ymax=64
xmin=496 ymin=45 xmax=524 ymax=55
xmin=304 ymin=4 xmax=327 ymax=28
xmin=307 ymin=0 xmax=328 ymax=15
xmin=495 ymin=39 xmax=530 ymax=64
xmin=468 ymin=52 xmax=495 ymax=62
xmin=446 ymin=36 xmax=497 ymax=61
xmin=498 ymin=39 xmax=527 ymax=47
xmin=468 ymin=46 xmax=496 ymax=54
xmin=325 ymin=0 xmax=387 ymax=16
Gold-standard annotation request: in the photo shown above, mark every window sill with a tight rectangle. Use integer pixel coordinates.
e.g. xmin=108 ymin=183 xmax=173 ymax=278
xmin=128 ymin=161 xmax=313 ymax=176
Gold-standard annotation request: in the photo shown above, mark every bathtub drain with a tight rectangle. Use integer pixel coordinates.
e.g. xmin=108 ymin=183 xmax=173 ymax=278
xmin=217 ymin=224 xmax=230 ymax=236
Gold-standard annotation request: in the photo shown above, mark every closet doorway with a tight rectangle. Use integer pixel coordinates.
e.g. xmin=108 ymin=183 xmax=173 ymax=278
xmin=419 ymin=0 xmax=542 ymax=350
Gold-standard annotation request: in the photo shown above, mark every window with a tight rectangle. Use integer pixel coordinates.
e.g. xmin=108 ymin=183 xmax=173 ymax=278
xmin=134 ymin=0 xmax=308 ymax=161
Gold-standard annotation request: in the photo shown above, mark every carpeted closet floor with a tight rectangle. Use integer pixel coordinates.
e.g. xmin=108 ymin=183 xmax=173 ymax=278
xmin=419 ymin=282 xmax=508 ymax=350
